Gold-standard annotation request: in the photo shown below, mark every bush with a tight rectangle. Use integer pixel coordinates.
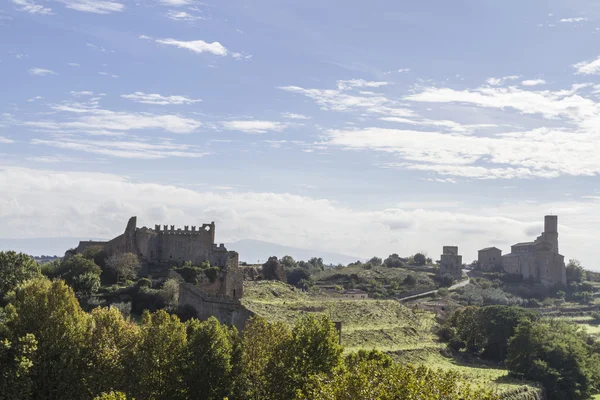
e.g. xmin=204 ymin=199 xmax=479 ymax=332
xmin=438 ymin=287 xmax=449 ymax=297
xmin=138 ymin=278 xmax=152 ymax=288
xmin=383 ymin=254 xmax=404 ymax=268
xmin=403 ymin=274 xmax=417 ymax=286
xmin=440 ymin=273 xmax=455 ymax=287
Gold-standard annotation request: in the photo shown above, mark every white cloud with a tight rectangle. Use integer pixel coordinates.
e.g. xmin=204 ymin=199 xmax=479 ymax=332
xmin=166 ymin=10 xmax=203 ymax=21
xmin=29 ymin=67 xmax=56 ymax=76
xmin=1 ymin=167 xmax=599 ymax=269
xmin=155 ymin=38 xmax=228 ymax=56
xmin=121 ymin=92 xmax=202 ymax=105
xmin=397 ymin=68 xmax=410 ymax=73
xmin=573 ymin=56 xmax=600 ymax=75
xmin=280 ymin=84 xmax=414 ymax=117
xmin=560 ymin=17 xmax=587 ymax=23
xmin=158 ymin=0 xmax=192 ymax=6
xmin=486 ymin=75 xmax=520 ymax=86
xmin=12 ymin=0 xmax=52 ymax=14
xmin=27 ymin=96 xmax=43 ymax=102
xmin=0 ymin=136 xmax=15 ymax=144
xmin=281 ymin=112 xmax=311 ymax=120
xmin=336 ymin=79 xmax=390 ymax=91
xmin=221 ymin=120 xmax=286 ymax=134
xmin=521 ymin=79 xmax=546 ymax=86
xmin=70 ymin=90 xmax=94 ymax=97
xmin=24 ymin=99 xmax=202 ymax=134
xmin=31 ymin=137 xmax=208 ymax=159
xmin=25 ymin=155 xmax=83 ymax=163
xmin=57 ymin=0 xmax=123 ymax=13
xmin=67 ymin=62 xmax=80 ymax=67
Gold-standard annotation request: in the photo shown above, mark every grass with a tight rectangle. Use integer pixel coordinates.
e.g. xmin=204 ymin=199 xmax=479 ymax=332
xmin=242 ymin=280 xmax=537 ymax=394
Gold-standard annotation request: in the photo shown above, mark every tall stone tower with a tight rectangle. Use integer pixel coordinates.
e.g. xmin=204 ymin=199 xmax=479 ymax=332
xmin=542 ymin=215 xmax=559 ymax=253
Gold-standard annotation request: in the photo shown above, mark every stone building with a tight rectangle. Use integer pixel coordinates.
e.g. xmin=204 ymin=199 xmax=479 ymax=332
xmin=439 ymin=246 xmax=463 ymax=279
xmin=73 ymin=216 xmax=243 ymax=298
xmin=501 ymin=215 xmax=566 ymax=287
xmin=477 ymin=247 xmax=502 ymax=271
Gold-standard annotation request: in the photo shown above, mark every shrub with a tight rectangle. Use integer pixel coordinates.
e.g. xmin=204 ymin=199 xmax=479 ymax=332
xmin=138 ymin=278 xmax=152 ymax=288
xmin=403 ymin=274 xmax=417 ymax=286
xmin=440 ymin=273 xmax=455 ymax=287
xmin=413 ymin=253 xmax=426 ymax=266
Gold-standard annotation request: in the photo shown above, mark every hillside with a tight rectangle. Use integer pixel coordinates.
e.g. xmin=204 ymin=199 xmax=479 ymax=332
xmin=315 ymin=264 xmax=438 ymax=298
xmin=242 ymin=280 xmax=538 ymax=395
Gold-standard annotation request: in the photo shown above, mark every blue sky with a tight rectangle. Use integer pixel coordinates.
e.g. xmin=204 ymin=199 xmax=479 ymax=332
xmin=1 ymin=0 xmax=600 ymax=267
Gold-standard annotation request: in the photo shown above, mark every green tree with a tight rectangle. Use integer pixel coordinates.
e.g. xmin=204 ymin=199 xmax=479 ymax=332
xmin=308 ymin=257 xmax=324 ymax=271
xmin=72 ymin=271 xmax=101 ymax=298
xmin=106 ymin=253 xmax=140 ymax=284
xmin=0 ymin=305 xmax=37 ymax=400
xmin=82 ymin=245 xmax=108 ymax=269
xmin=7 ymin=278 xmax=92 ymax=400
xmin=239 ymin=316 xmax=291 ymax=400
xmin=132 ymin=310 xmax=187 ymax=400
xmin=287 ymin=268 xmax=311 ymax=288
xmin=183 ymin=317 xmax=235 ymax=400
xmin=281 ymin=255 xmax=297 ymax=270
xmin=383 ymin=253 xmax=404 ymax=268
xmin=268 ymin=315 xmax=343 ymax=399
xmin=0 ymin=251 xmax=41 ymax=301
xmin=87 ymin=307 xmax=140 ymax=397
xmin=367 ymin=256 xmax=382 ymax=266
xmin=566 ymin=259 xmax=586 ymax=283
xmin=93 ymin=392 xmax=129 ymax=400
xmin=413 ymin=253 xmax=426 ymax=266
xmin=57 ymin=254 xmax=102 ymax=287
xmin=507 ymin=319 xmax=600 ymax=400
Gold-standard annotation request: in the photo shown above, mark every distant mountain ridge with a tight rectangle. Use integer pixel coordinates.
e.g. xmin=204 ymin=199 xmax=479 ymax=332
xmin=0 ymin=237 xmax=364 ymax=265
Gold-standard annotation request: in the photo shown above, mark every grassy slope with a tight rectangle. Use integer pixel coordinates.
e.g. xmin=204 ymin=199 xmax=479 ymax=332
xmin=242 ymin=280 xmax=532 ymax=394
xmin=315 ymin=265 xmax=437 ymax=298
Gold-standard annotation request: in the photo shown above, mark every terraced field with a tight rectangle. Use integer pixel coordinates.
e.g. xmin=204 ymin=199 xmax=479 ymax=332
xmin=242 ymin=280 xmax=536 ymax=395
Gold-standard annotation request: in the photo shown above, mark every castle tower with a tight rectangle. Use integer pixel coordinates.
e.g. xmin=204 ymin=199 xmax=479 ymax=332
xmin=543 ymin=215 xmax=559 ymax=253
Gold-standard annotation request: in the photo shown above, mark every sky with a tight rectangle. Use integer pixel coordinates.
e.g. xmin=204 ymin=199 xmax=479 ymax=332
xmin=1 ymin=0 xmax=600 ymax=267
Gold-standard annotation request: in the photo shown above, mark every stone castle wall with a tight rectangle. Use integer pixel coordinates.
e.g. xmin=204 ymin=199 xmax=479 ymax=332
xmin=178 ymin=283 xmax=253 ymax=331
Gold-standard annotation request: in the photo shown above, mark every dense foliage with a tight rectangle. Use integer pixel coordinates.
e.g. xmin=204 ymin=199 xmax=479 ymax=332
xmin=0 ymin=253 xmax=500 ymax=400
xmin=442 ymin=305 xmax=600 ymax=400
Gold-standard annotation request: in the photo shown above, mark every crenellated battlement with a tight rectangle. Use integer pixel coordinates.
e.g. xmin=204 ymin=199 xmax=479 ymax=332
xmin=153 ymin=222 xmax=214 ymax=235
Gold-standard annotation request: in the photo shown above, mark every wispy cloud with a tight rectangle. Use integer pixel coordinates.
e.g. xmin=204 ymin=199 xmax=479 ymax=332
xmin=56 ymin=0 xmax=124 ymax=14
xmin=12 ymin=0 xmax=53 ymax=14
xmin=166 ymin=10 xmax=203 ymax=21
xmin=336 ymin=79 xmax=390 ymax=91
xmin=574 ymin=56 xmax=600 ymax=75
xmin=560 ymin=17 xmax=587 ymax=23
xmin=281 ymin=112 xmax=311 ymax=120
xmin=486 ymin=75 xmax=520 ymax=86
xmin=0 ymin=136 xmax=15 ymax=144
xmin=27 ymin=96 xmax=43 ymax=102
xmin=32 ymin=137 xmax=208 ymax=159
xmin=24 ymin=99 xmax=202 ymax=134
xmin=121 ymin=92 xmax=202 ymax=105
xmin=158 ymin=0 xmax=192 ymax=6
xmin=221 ymin=120 xmax=287 ymax=134
xmin=521 ymin=79 xmax=546 ymax=86
xmin=67 ymin=62 xmax=80 ymax=67
xmin=155 ymin=38 xmax=228 ymax=56
xmin=29 ymin=67 xmax=56 ymax=76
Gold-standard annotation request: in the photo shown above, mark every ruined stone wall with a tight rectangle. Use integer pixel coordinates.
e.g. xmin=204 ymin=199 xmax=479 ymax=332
xmin=178 ymin=283 xmax=253 ymax=331
xmin=439 ymin=253 xmax=462 ymax=279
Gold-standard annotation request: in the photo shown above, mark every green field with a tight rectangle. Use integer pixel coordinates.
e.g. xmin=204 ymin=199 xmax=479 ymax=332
xmin=242 ymin=280 xmax=536 ymax=394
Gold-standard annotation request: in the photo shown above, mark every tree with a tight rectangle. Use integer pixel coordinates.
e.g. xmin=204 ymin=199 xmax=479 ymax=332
xmin=566 ymin=259 xmax=586 ymax=283
xmin=93 ymin=392 xmax=129 ymax=400
xmin=308 ymin=257 xmax=324 ymax=271
xmin=183 ymin=317 xmax=235 ymax=400
xmin=281 ymin=255 xmax=297 ymax=270
xmin=7 ymin=278 xmax=92 ymax=400
xmin=287 ymin=268 xmax=311 ymax=288
xmin=87 ymin=307 xmax=140 ymax=397
xmin=413 ymin=253 xmax=426 ymax=266
xmin=383 ymin=254 xmax=404 ymax=268
xmin=262 ymin=257 xmax=287 ymax=282
xmin=132 ymin=310 xmax=187 ymax=400
xmin=159 ymin=278 xmax=179 ymax=311
xmin=367 ymin=257 xmax=382 ymax=266
xmin=71 ymin=272 xmax=101 ymax=298
xmin=0 ymin=251 xmax=41 ymax=301
xmin=507 ymin=319 xmax=600 ymax=400
xmin=82 ymin=245 xmax=107 ymax=269
xmin=239 ymin=316 xmax=291 ymax=400
xmin=105 ymin=253 xmax=140 ymax=284
xmin=57 ymin=254 xmax=102 ymax=286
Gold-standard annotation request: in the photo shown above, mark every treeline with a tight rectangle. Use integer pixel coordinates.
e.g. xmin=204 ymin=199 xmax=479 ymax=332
xmin=440 ymin=305 xmax=600 ymax=400
xmin=0 ymin=251 xmax=498 ymax=400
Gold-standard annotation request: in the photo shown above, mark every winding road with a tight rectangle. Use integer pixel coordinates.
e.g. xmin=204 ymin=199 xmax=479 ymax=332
xmin=398 ymin=269 xmax=472 ymax=302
